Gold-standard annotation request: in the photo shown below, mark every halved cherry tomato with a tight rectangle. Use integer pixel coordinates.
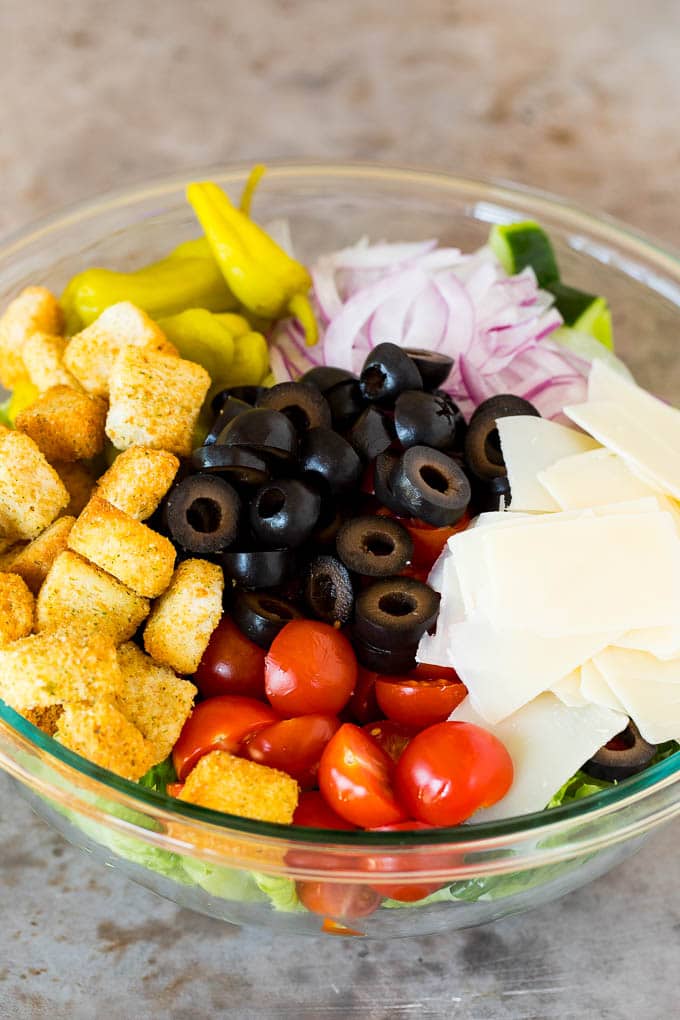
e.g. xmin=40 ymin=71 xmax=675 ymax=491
xmin=412 ymin=662 xmax=460 ymax=683
xmin=365 ymin=821 xmax=443 ymax=902
xmin=172 ymin=695 xmax=278 ymax=780
xmin=395 ymin=721 xmax=514 ymax=826
xmin=375 ymin=675 xmax=467 ymax=729
xmin=194 ymin=616 xmax=266 ymax=700
xmin=406 ymin=513 xmax=471 ymax=571
xmin=348 ymin=666 xmax=381 ymax=724
xmin=318 ymin=723 xmax=409 ymax=828
xmin=166 ymin=782 xmax=185 ymax=798
xmin=321 ymin=918 xmax=366 ymax=937
xmin=297 ymin=881 xmax=381 ymax=920
xmin=243 ymin=714 xmax=340 ymax=788
xmin=265 ymin=620 xmax=358 ymax=717
xmin=362 ymin=720 xmax=415 ymax=763
xmin=293 ymin=791 xmax=357 ymax=830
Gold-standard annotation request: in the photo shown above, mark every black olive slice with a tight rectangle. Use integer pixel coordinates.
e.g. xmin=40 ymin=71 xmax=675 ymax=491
xmin=336 ymin=515 xmax=413 ymax=577
xmin=311 ymin=500 xmax=346 ymax=548
xmin=373 ymin=450 xmax=410 ymax=516
xmin=404 ymin=348 xmax=454 ymax=391
xmin=190 ymin=445 xmax=272 ymax=486
xmin=583 ymin=721 xmax=657 ymax=781
xmin=204 ymin=397 xmax=252 ymax=446
xmin=165 ymin=474 xmax=241 ymax=554
xmin=305 ymin=555 xmax=354 ymax=625
xmin=256 ymin=381 xmax=332 ymax=433
xmin=217 ymin=407 xmax=298 ymax=461
xmin=300 ymin=366 xmax=357 ymax=393
xmin=347 ymin=407 xmax=395 ymax=461
xmin=464 ymin=394 xmax=539 ymax=481
xmin=391 ymin=446 xmax=471 ymax=526
xmin=472 ymin=473 xmax=512 ymax=513
xmin=359 ymin=343 xmax=423 ymax=405
xmin=433 ymin=390 xmax=468 ymax=452
xmin=354 ymin=577 xmax=440 ymax=647
xmin=325 ymin=378 xmax=366 ymax=428
xmin=394 ymin=390 xmax=458 ymax=450
xmin=299 ymin=427 xmax=362 ymax=496
xmin=221 ymin=548 xmax=296 ymax=589
xmin=250 ymin=478 xmax=322 ymax=548
xmin=211 ymin=385 xmax=267 ymax=414
xmin=232 ymin=589 xmax=303 ymax=648
xmin=351 ymin=632 xmax=419 ymax=674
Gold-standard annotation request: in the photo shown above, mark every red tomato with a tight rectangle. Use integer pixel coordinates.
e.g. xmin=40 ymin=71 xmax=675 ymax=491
xmin=318 ymin=723 xmax=409 ymax=828
xmin=395 ymin=721 xmax=514 ymax=826
xmin=297 ymin=881 xmax=381 ymax=920
xmin=362 ymin=720 xmax=415 ymax=763
xmin=321 ymin=918 xmax=366 ymax=937
xmin=412 ymin=662 xmax=460 ymax=683
xmin=172 ymin=696 xmax=278 ymax=780
xmin=375 ymin=675 xmax=467 ymax=729
xmin=194 ymin=616 xmax=266 ymax=699
xmin=348 ymin=666 xmax=381 ymax=724
xmin=243 ymin=714 xmax=340 ymax=788
xmin=265 ymin=620 xmax=358 ymax=717
xmin=406 ymin=514 xmax=471 ymax=571
xmin=293 ymin=791 xmax=357 ymax=830
xmin=365 ymin=821 xmax=443 ymax=902
xmin=166 ymin=782 xmax=185 ymax=798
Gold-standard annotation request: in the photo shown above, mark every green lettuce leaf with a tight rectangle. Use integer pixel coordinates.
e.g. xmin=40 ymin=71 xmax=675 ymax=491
xmin=138 ymin=757 xmax=177 ymax=794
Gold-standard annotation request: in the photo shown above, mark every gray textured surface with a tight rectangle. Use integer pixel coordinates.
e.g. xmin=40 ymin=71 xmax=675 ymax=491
xmin=1 ymin=0 xmax=680 ymax=1016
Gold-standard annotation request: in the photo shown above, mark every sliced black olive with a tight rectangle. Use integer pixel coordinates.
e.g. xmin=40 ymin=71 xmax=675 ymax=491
xmin=165 ymin=474 xmax=241 ymax=554
xmin=300 ymin=366 xmax=357 ymax=393
xmin=250 ymin=478 xmax=322 ymax=548
xmin=299 ymin=427 xmax=362 ymax=496
xmin=256 ymin=381 xmax=332 ymax=433
xmin=232 ymin=589 xmax=303 ymax=648
xmin=204 ymin=397 xmax=253 ymax=446
xmin=394 ymin=390 xmax=457 ymax=451
xmin=351 ymin=633 xmax=418 ymax=674
xmin=325 ymin=378 xmax=366 ymax=428
xmin=217 ymin=407 xmax=298 ymax=462
xmin=354 ymin=577 xmax=440 ymax=647
xmin=359 ymin=343 xmax=423 ymax=405
xmin=305 ymin=555 xmax=354 ymax=625
xmin=404 ymin=348 xmax=454 ymax=391
xmin=373 ymin=450 xmax=410 ymax=516
xmin=336 ymin=515 xmax=413 ymax=578
xmin=464 ymin=394 xmax=539 ymax=481
xmin=190 ymin=445 xmax=272 ymax=487
xmin=311 ymin=501 xmax=346 ymax=548
xmin=347 ymin=406 xmax=395 ymax=461
xmin=221 ymin=548 xmax=296 ymax=589
xmin=583 ymin=721 xmax=657 ymax=781
xmin=211 ymin=385 xmax=267 ymax=414
xmin=391 ymin=446 xmax=471 ymax=526
xmin=433 ymin=390 xmax=468 ymax=452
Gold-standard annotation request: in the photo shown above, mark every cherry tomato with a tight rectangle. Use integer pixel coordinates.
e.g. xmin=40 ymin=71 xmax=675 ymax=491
xmin=297 ymin=881 xmax=381 ymax=920
xmin=172 ymin=695 xmax=278 ymax=780
xmin=265 ymin=620 xmax=358 ymax=717
xmin=318 ymin=723 xmax=409 ymax=828
xmin=293 ymin=791 xmax=357 ymax=830
xmin=348 ymin=666 xmax=381 ymax=724
xmin=362 ymin=720 xmax=415 ymax=763
xmin=412 ymin=662 xmax=460 ymax=683
xmin=365 ymin=821 xmax=443 ymax=902
xmin=243 ymin=714 xmax=340 ymax=788
xmin=166 ymin=782 xmax=185 ymax=798
xmin=321 ymin=918 xmax=366 ymax=937
xmin=395 ymin=721 xmax=514 ymax=826
xmin=406 ymin=513 xmax=471 ymax=571
xmin=375 ymin=675 xmax=467 ymax=729
xmin=194 ymin=616 xmax=266 ymax=700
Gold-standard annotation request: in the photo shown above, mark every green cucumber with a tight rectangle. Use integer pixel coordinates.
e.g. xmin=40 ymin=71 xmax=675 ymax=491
xmin=546 ymin=282 xmax=613 ymax=351
xmin=489 ymin=221 xmax=559 ymax=288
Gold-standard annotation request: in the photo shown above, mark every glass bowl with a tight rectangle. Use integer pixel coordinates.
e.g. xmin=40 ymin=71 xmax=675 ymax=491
xmin=0 ymin=163 xmax=679 ymax=939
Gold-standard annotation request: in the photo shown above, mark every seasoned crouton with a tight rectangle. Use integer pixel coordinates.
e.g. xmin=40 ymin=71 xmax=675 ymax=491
xmin=106 ymin=347 xmax=210 ymax=456
xmin=64 ymin=301 xmax=178 ymax=398
xmin=0 ymin=628 xmax=121 ymax=711
xmin=52 ymin=461 xmax=96 ymax=517
xmin=96 ymin=446 xmax=179 ymax=520
xmin=0 ymin=516 xmax=75 ymax=594
xmin=15 ymin=385 xmax=107 ymax=463
xmin=0 ymin=431 xmax=69 ymax=540
xmin=0 ymin=572 xmax=34 ymax=646
xmin=68 ymin=495 xmax=175 ymax=598
xmin=117 ymin=643 xmax=196 ymax=764
xmin=22 ymin=331 xmax=81 ymax=392
xmin=55 ymin=699 xmax=154 ymax=781
xmin=143 ymin=560 xmax=223 ymax=675
xmin=0 ymin=286 xmax=63 ymax=388
xmin=178 ymin=751 xmax=299 ymax=823
xmin=36 ymin=550 xmax=149 ymax=642
xmin=20 ymin=703 xmax=63 ymax=736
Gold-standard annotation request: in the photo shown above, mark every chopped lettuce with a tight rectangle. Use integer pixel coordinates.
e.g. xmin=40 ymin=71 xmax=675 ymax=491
xmin=252 ymin=873 xmax=305 ymax=912
xmin=181 ymin=857 xmax=268 ymax=902
xmin=138 ymin=757 xmax=177 ymax=794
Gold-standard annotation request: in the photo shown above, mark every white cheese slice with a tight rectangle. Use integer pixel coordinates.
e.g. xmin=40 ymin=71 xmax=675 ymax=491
xmin=616 ymin=626 xmax=680 ymax=660
xmin=588 ymin=359 xmax=680 ymax=434
xmin=450 ymin=693 xmax=627 ymax=821
xmin=551 ymin=669 xmax=589 ymax=707
xmin=539 ymin=448 xmax=659 ymax=510
xmin=417 ymin=557 xmax=465 ymax=667
xmin=579 ymin=659 xmax=627 ymax=713
xmin=593 ymin=647 xmax=680 ymax=743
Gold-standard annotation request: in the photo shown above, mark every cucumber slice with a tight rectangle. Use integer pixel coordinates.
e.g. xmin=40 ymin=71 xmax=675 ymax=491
xmin=551 ymin=327 xmax=628 ymax=377
xmin=547 ymin=282 xmax=613 ymax=350
xmin=489 ymin=221 xmax=559 ymax=287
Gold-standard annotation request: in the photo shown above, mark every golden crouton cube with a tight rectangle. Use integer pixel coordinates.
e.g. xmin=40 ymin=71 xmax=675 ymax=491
xmin=64 ymin=301 xmax=178 ymax=398
xmin=143 ymin=559 xmax=224 ymax=675
xmin=96 ymin=446 xmax=179 ymax=520
xmin=52 ymin=461 xmax=96 ymax=518
xmin=15 ymin=385 xmax=107 ymax=463
xmin=0 ymin=571 xmax=34 ymax=646
xmin=68 ymin=495 xmax=175 ymax=598
xmin=117 ymin=642 xmax=196 ymax=764
xmin=0 ymin=286 xmax=64 ymax=388
xmin=21 ymin=331 xmax=81 ymax=392
xmin=0 ymin=628 xmax=121 ymax=711
xmin=106 ymin=347 xmax=210 ymax=457
xmin=36 ymin=550 xmax=150 ymax=642
xmin=0 ymin=516 xmax=75 ymax=594
xmin=179 ymin=751 xmax=299 ymax=823
xmin=20 ymin=704 xmax=64 ymax=736
xmin=0 ymin=431 xmax=69 ymax=540
xmin=55 ymin=699 xmax=154 ymax=781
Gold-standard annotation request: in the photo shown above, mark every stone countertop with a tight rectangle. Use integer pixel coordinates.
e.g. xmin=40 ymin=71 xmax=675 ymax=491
xmin=1 ymin=1 xmax=679 ymax=1016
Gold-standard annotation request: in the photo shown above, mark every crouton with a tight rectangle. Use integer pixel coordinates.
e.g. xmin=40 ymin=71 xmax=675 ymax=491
xmin=96 ymin=446 xmax=179 ymax=520
xmin=36 ymin=550 xmax=149 ymax=642
xmin=68 ymin=495 xmax=175 ymax=598
xmin=52 ymin=461 xmax=96 ymax=517
xmin=106 ymin=347 xmax=210 ymax=456
xmin=20 ymin=704 xmax=63 ymax=736
xmin=55 ymin=699 xmax=154 ymax=781
xmin=0 ymin=572 xmax=34 ymax=646
xmin=117 ymin=643 xmax=196 ymax=764
xmin=0 ymin=516 xmax=75 ymax=594
xmin=143 ymin=560 xmax=223 ymax=675
xmin=0 ymin=286 xmax=63 ymax=389
xmin=178 ymin=751 xmax=299 ymax=823
xmin=21 ymin=331 xmax=81 ymax=392
xmin=0 ymin=431 xmax=69 ymax=540
xmin=64 ymin=301 xmax=178 ymax=398
xmin=15 ymin=385 xmax=107 ymax=463
xmin=0 ymin=628 xmax=121 ymax=711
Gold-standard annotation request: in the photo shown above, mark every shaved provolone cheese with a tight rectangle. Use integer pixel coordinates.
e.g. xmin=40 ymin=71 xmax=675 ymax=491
xmin=551 ymin=670 xmax=589 ymax=707
xmin=593 ymin=647 xmax=680 ymax=743
xmin=579 ymin=659 xmax=626 ymax=713
xmin=539 ymin=448 xmax=659 ymax=510
xmin=616 ymin=626 xmax=680 ymax=660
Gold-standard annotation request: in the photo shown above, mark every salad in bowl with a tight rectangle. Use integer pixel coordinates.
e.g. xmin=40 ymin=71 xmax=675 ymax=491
xmin=0 ymin=164 xmax=678 ymax=938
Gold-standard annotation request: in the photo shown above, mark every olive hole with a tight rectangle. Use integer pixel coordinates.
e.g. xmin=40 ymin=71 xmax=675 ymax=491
xmin=258 ymin=488 xmax=286 ymax=518
xmin=419 ymin=465 xmax=448 ymax=493
xmin=187 ymin=497 xmax=222 ymax=534
xmin=362 ymin=365 xmax=387 ymax=396
xmin=484 ymin=427 xmax=505 ymax=467
xmin=606 ymin=726 xmax=636 ymax=752
xmin=311 ymin=573 xmax=337 ymax=615
xmin=282 ymin=403 xmax=311 ymax=432
xmin=378 ymin=592 xmax=417 ymax=617
xmin=364 ymin=532 xmax=395 ymax=557
xmin=260 ymin=598 xmax=296 ymax=621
